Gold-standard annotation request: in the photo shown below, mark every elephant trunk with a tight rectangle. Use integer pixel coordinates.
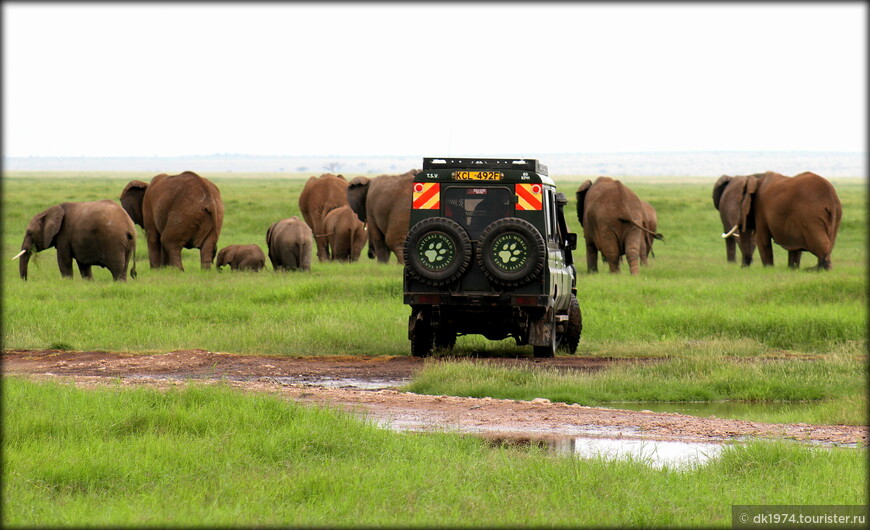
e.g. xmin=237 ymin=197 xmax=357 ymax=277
xmin=14 ymin=236 xmax=34 ymax=280
xmin=16 ymin=249 xmax=32 ymax=280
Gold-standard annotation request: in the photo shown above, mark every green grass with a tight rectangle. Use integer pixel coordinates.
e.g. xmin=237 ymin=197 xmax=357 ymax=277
xmin=3 ymin=377 xmax=865 ymax=527
xmin=405 ymin=340 xmax=867 ymax=425
xmin=3 ymin=174 xmax=865 ymax=356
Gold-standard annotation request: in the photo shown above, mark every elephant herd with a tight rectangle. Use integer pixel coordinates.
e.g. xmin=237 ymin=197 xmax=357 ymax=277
xmin=577 ymin=170 xmax=842 ymax=274
xmin=13 ymin=169 xmax=420 ymax=280
xmin=13 ymin=168 xmax=843 ymax=281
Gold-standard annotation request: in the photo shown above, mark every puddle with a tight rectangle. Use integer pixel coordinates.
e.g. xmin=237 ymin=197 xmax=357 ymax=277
xmin=600 ymin=400 xmax=812 ymax=418
xmin=269 ymin=376 xmax=410 ymax=390
xmin=483 ymin=435 xmax=723 ymax=468
xmin=121 ymin=374 xmax=409 ymax=390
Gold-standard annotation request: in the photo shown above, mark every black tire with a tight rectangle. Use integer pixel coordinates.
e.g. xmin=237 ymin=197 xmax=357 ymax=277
xmin=477 ymin=218 xmax=546 ymax=287
xmin=558 ymin=294 xmax=582 ymax=354
xmin=410 ymin=314 xmax=434 ymax=357
xmin=532 ymin=313 xmax=556 ymax=358
xmin=434 ymin=328 xmax=456 ymax=352
xmin=404 ymin=217 xmax=472 ymax=286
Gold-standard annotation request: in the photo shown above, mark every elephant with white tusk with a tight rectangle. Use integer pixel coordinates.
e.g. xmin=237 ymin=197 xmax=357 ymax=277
xmin=15 ymin=200 xmax=137 ymax=281
xmin=713 ymin=174 xmax=761 ymax=266
xmin=734 ymin=171 xmax=842 ymax=270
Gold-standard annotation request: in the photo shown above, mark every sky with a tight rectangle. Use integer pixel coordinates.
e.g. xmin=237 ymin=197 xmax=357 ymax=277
xmin=3 ymin=2 xmax=866 ymax=158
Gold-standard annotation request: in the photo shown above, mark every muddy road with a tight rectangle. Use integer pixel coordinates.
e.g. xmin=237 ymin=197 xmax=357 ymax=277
xmin=3 ymin=349 xmax=865 ymax=447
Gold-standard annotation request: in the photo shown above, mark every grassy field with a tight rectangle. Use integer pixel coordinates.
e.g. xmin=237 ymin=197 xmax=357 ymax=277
xmin=2 ymin=171 xmax=866 ymax=526
xmin=3 ymin=377 xmax=866 ymax=527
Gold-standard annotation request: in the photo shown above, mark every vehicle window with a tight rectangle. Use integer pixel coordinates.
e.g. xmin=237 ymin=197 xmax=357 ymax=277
xmin=546 ymin=190 xmax=558 ymax=242
xmin=443 ymin=186 xmax=513 ymax=239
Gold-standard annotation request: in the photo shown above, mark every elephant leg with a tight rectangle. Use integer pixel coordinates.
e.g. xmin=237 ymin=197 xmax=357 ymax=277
xmin=625 ymin=231 xmax=643 ymax=275
xmin=200 ymin=238 xmax=217 ymax=270
xmin=756 ymin=229 xmax=775 ymax=267
xmin=146 ymin=230 xmax=163 ymax=269
xmin=738 ymin=234 xmax=755 ymax=267
xmin=301 ymin=245 xmax=312 ymax=272
xmin=77 ymin=261 xmax=93 ymax=280
xmin=816 ymin=254 xmax=832 ymax=270
xmin=56 ymin=249 xmax=74 ymax=278
xmin=725 ymin=236 xmax=737 ymax=263
xmin=585 ymin=240 xmax=599 ymax=273
xmin=369 ymin=227 xmax=391 ymax=263
xmin=162 ymin=242 xmax=184 ymax=270
xmin=386 ymin=227 xmax=407 ymax=265
xmin=787 ymin=250 xmax=802 ymax=269
xmin=313 ymin=232 xmax=331 ymax=262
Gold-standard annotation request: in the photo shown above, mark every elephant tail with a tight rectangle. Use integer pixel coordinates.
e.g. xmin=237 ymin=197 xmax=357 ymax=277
xmin=627 ymin=218 xmax=665 ymax=242
xmin=129 ymin=231 xmax=137 ymax=279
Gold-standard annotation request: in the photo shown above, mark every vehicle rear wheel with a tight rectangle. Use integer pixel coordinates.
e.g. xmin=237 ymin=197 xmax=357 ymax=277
xmin=558 ymin=294 xmax=582 ymax=354
xmin=409 ymin=312 xmax=434 ymax=357
xmin=434 ymin=328 xmax=456 ymax=352
xmin=532 ymin=314 xmax=556 ymax=358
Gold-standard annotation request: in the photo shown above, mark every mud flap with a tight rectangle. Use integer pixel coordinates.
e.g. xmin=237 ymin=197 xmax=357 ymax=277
xmin=528 ymin=308 xmax=554 ymax=347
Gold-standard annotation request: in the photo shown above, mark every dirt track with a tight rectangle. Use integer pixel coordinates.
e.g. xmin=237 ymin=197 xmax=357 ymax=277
xmin=3 ymin=349 xmax=866 ymax=446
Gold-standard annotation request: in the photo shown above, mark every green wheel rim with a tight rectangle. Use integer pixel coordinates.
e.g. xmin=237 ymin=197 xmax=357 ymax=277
xmin=488 ymin=232 xmax=530 ymax=272
xmin=416 ymin=231 xmax=457 ymax=271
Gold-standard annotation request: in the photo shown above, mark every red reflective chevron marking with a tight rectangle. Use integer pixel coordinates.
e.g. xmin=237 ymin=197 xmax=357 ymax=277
xmin=413 ymin=182 xmax=440 ymax=209
xmin=515 ymin=183 xmax=542 ymax=210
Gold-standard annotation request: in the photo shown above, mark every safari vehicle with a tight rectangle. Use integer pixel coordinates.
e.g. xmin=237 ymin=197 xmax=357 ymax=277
xmin=402 ymin=157 xmax=581 ymax=357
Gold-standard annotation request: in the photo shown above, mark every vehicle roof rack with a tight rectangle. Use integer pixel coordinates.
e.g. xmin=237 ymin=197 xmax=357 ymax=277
xmin=423 ymin=157 xmax=548 ymax=176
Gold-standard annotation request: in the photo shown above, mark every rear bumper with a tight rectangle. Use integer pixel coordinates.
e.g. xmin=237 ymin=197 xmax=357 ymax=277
xmin=404 ymin=292 xmax=550 ymax=308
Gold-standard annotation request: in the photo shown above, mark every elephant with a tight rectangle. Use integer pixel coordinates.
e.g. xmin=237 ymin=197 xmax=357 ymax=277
xmin=640 ymin=200 xmax=659 ymax=266
xmin=322 ymin=205 xmax=367 ymax=262
xmin=575 ymin=177 xmax=663 ymax=275
xmin=298 ymin=173 xmax=349 ymax=262
xmin=712 ymin=174 xmax=762 ymax=266
xmin=120 ymin=171 xmax=224 ymax=270
xmin=346 ymin=168 xmax=419 ymax=264
xmin=266 ymin=217 xmax=312 ymax=272
xmin=215 ymin=244 xmax=266 ymax=272
xmin=13 ymin=200 xmax=137 ymax=281
xmin=733 ymin=171 xmax=842 ymax=270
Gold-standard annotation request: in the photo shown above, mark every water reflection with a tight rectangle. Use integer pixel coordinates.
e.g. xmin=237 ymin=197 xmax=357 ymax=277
xmin=484 ymin=435 xmax=724 ymax=469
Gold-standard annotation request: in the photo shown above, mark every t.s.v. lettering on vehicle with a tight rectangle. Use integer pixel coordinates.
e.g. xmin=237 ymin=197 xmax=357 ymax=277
xmin=403 ymin=158 xmax=581 ymax=358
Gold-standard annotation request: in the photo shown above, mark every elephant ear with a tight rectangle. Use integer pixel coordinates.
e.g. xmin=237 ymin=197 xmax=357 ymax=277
xmin=266 ymin=223 xmax=276 ymax=247
xmin=346 ymin=177 xmax=371 ymax=223
xmin=712 ymin=175 xmax=732 ymax=211
xmin=120 ymin=180 xmax=148 ymax=227
xmin=39 ymin=205 xmax=65 ymax=249
xmin=575 ymin=180 xmax=592 ymax=227
xmin=739 ymin=176 xmax=760 ymax=232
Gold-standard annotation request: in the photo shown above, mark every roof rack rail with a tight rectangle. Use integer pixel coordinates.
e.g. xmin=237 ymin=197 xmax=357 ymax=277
xmin=423 ymin=157 xmax=547 ymax=175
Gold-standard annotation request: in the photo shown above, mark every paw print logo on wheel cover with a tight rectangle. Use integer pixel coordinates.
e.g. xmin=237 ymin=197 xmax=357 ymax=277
xmin=490 ymin=233 xmax=529 ymax=272
xmin=416 ymin=232 xmax=455 ymax=271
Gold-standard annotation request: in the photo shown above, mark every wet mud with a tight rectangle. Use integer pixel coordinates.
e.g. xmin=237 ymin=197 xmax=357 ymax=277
xmin=3 ymin=349 xmax=865 ymax=467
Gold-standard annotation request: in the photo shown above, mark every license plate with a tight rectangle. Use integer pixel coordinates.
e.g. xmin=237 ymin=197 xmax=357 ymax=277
xmin=451 ymin=171 xmax=503 ymax=180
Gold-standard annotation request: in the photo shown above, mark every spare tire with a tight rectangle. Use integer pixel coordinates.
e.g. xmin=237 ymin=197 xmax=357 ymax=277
xmin=477 ymin=217 xmax=546 ymax=286
xmin=404 ymin=217 xmax=472 ymax=286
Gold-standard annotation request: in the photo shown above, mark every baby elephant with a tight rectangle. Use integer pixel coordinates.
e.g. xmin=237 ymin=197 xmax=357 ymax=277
xmin=266 ymin=217 xmax=313 ymax=272
xmin=14 ymin=200 xmax=137 ymax=281
xmin=215 ymin=244 xmax=266 ymax=272
xmin=323 ymin=205 xmax=367 ymax=262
